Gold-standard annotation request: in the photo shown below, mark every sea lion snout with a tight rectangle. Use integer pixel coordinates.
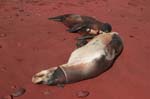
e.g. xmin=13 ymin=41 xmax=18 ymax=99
xmin=100 ymin=23 xmax=112 ymax=33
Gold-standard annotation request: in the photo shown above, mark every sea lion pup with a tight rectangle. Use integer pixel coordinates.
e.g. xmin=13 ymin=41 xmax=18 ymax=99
xmin=48 ymin=14 xmax=112 ymax=48
xmin=48 ymin=14 xmax=112 ymax=35
xmin=32 ymin=31 xmax=123 ymax=85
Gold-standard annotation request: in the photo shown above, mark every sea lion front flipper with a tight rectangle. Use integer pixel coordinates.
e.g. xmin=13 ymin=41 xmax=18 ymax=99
xmin=77 ymin=34 xmax=95 ymax=40
xmin=76 ymin=39 xmax=88 ymax=48
xmin=76 ymin=35 xmax=95 ymax=48
xmin=67 ymin=23 xmax=88 ymax=33
xmin=75 ymin=34 xmax=95 ymax=48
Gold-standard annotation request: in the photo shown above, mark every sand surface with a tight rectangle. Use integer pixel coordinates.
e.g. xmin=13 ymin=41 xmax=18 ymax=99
xmin=0 ymin=0 xmax=150 ymax=99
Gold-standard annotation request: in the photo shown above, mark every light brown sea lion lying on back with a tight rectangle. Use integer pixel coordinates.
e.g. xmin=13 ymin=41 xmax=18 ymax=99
xmin=32 ymin=31 xmax=123 ymax=85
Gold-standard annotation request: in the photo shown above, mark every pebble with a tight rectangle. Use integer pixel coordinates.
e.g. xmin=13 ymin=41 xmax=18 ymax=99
xmin=0 ymin=67 xmax=7 ymax=72
xmin=0 ymin=33 xmax=7 ymax=38
xmin=18 ymin=9 xmax=24 ymax=12
xmin=76 ymin=90 xmax=89 ymax=98
xmin=11 ymin=85 xmax=17 ymax=89
xmin=102 ymin=0 xmax=108 ymax=2
xmin=120 ymin=14 xmax=125 ymax=18
xmin=52 ymin=7 xmax=58 ymax=10
xmin=16 ymin=42 xmax=22 ymax=47
xmin=0 ymin=45 xmax=2 ymax=48
xmin=107 ymin=9 xmax=112 ymax=12
xmin=140 ymin=7 xmax=144 ymax=11
xmin=56 ymin=84 xmax=65 ymax=88
xmin=16 ymin=58 xmax=24 ymax=62
xmin=11 ymin=7 xmax=19 ymax=10
xmin=43 ymin=90 xmax=50 ymax=95
xmin=128 ymin=2 xmax=137 ymax=7
xmin=11 ymin=87 xmax=26 ymax=97
xmin=15 ymin=13 xmax=19 ymax=17
xmin=1 ymin=95 xmax=13 ymax=99
xmin=38 ymin=3 xmax=46 ymax=6
xmin=47 ymin=32 xmax=51 ymax=34
xmin=26 ymin=13 xmax=31 ymax=16
xmin=129 ymin=35 xmax=134 ymax=38
xmin=20 ymin=18 xmax=24 ymax=21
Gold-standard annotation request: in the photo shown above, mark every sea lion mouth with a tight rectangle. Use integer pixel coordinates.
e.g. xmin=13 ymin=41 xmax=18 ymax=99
xmin=86 ymin=28 xmax=99 ymax=35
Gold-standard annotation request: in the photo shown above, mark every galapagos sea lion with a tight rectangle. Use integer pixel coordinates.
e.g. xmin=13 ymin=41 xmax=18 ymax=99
xmin=48 ymin=14 xmax=112 ymax=47
xmin=48 ymin=14 xmax=112 ymax=34
xmin=32 ymin=31 xmax=123 ymax=85
xmin=48 ymin=14 xmax=112 ymax=48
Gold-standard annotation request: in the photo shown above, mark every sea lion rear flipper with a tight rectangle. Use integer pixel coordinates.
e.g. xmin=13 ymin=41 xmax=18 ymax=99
xmin=67 ymin=23 xmax=88 ymax=33
xmin=48 ymin=15 xmax=65 ymax=22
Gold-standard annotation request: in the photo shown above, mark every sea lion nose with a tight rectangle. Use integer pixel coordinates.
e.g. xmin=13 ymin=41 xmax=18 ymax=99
xmin=101 ymin=23 xmax=112 ymax=33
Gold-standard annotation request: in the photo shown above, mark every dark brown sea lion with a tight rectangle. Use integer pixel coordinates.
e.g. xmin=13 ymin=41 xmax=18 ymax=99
xmin=48 ymin=14 xmax=112 ymax=47
xmin=48 ymin=14 xmax=112 ymax=34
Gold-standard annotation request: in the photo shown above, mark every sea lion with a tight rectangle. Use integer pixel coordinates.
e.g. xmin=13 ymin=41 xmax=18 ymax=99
xmin=48 ymin=14 xmax=112 ymax=47
xmin=48 ymin=14 xmax=112 ymax=34
xmin=32 ymin=31 xmax=123 ymax=85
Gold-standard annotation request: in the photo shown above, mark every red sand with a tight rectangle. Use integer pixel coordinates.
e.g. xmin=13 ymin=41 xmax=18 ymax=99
xmin=0 ymin=0 xmax=150 ymax=99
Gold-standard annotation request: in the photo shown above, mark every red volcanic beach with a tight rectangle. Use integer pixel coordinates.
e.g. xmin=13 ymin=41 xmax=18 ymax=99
xmin=0 ymin=0 xmax=150 ymax=99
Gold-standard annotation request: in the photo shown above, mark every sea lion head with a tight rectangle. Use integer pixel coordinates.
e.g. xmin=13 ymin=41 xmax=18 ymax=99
xmin=99 ymin=23 xmax=112 ymax=34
